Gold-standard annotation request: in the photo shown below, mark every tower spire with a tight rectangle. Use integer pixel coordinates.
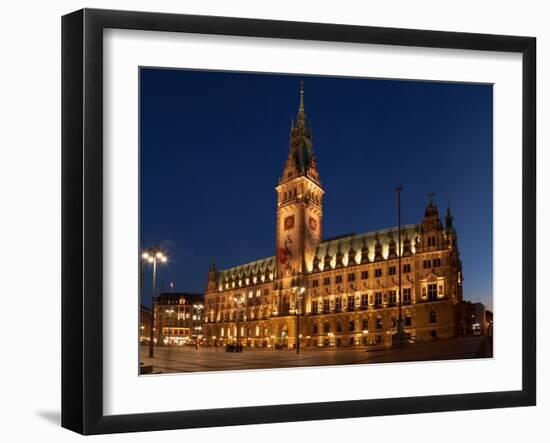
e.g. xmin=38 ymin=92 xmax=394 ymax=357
xmin=299 ymin=80 xmax=305 ymax=112
xmin=446 ymin=204 xmax=454 ymax=229
xmin=279 ymin=80 xmax=319 ymax=185
xmin=295 ymin=80 xmax=308 ymax=129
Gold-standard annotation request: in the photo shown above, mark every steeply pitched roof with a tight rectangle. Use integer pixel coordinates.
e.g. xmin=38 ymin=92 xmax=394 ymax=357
xmin=315 ymin=224 xmax=420 ymax=262
xmin=217 ymin=256 xmax=275 ymax=285
xmin=214 ymin=223 xmax=421 ymax=286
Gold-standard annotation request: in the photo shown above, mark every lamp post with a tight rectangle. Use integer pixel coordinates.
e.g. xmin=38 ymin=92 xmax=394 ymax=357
xmin=141 ymin=247 xmax=168 ymax=358
xmin=392 ymin=186 xmax=408 ymax=346
xmin=233 ymin=295 xmax=244 ymax=351
xmin=293 ymin=286 xmax=305 ymax=354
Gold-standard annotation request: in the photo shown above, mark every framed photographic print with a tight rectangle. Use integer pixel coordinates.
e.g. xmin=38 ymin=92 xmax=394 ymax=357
xmin=61 ymin=8 xmax=536 ymax=435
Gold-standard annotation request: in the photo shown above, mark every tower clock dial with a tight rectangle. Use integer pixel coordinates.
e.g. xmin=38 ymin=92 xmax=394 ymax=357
xmin=284 ymin=215 xmax=295 ymax=230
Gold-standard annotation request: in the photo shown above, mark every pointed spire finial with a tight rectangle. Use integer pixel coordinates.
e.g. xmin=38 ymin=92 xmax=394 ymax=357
xmin=445 ymin=201 xmax=454 ymax=229
xmin=299 ymin=80 xmax=305 ymax=112
xmin=209 ymin=258 xmax=216 ymax=272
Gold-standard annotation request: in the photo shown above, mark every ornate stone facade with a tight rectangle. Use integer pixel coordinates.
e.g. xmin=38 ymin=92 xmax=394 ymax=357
xmin=203 ymin=83 xmax=464 ymax=349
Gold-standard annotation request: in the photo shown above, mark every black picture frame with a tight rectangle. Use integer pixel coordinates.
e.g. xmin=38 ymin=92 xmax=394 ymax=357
xmin=62 ymin=8 xmax=536 ymax=435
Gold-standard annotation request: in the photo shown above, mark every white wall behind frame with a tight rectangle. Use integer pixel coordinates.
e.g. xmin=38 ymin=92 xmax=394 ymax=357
xmin=0 ymin=1 xmax=544 ymax=443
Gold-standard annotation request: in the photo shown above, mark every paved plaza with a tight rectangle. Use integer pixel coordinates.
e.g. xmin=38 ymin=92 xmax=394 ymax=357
xmin=140 ymin=336 xmax=492 ymax=374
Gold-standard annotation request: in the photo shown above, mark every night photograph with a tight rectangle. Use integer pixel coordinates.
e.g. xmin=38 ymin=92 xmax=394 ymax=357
xmin=138 ymin=69 xmax=493 ymax=374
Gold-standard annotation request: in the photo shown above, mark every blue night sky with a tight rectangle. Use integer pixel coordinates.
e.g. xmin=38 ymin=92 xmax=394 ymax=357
xmin=140 ymin=68 xmax=493 ymax=311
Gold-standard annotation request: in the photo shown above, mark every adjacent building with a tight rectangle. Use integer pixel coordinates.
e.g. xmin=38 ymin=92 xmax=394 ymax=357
xmin=153 ymin=292 xmax=204 ymax=345
xmin=139 ymin=304 xmax=151 ymax=343
xmin=457 ymin=301 xmax=492 ymax=336
xmin=203 ymin=83 xmax=465 ymax=349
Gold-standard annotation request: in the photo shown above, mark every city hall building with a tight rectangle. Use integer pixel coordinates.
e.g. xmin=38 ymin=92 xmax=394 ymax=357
xmin=203 ymin=84 xmax=464 ymax=349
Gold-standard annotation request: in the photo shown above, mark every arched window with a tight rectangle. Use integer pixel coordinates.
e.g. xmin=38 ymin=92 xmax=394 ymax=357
xmin=429 ymin=310 xmax=437 ymax=323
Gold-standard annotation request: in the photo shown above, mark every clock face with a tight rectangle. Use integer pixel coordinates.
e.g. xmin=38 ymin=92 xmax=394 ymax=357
xmin=309 ymin=217 xmax=317 ymax=231
xmin=284 ymin=215 xmax=295 ymax=230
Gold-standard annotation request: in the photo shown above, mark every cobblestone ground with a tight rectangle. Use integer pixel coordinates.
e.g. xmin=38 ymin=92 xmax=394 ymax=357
xmin=140 ymin=336 xmax=492 ymax=374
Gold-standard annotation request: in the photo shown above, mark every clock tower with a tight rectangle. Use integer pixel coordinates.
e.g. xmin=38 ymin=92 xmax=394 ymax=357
xmin=275 ymin=82 xmax=324 ymax=282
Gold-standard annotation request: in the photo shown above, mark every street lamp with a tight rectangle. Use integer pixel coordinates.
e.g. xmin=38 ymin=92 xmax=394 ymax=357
xmin=232 ymin=295 xmax=245 ymax=351
xmin=293 ymin=286 xmax=305 ymax=354
xmin=392 ymin=186 xmax=408 ymax=346
xmin=141 ymin=247 xmax=168 ymax=358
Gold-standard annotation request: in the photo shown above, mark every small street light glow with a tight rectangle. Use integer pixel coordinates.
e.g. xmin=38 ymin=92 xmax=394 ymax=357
xmin=140 ymin=246 xmax=169 ymax=358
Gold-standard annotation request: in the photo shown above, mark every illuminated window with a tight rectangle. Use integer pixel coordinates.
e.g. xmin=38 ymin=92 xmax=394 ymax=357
xmin=403 ymin=264 xmax=411 ymax=273
xmin=312 ymin=300 xmax=318 ymax=313
xmin=375 ymin=268 xmax=382 ymax=278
